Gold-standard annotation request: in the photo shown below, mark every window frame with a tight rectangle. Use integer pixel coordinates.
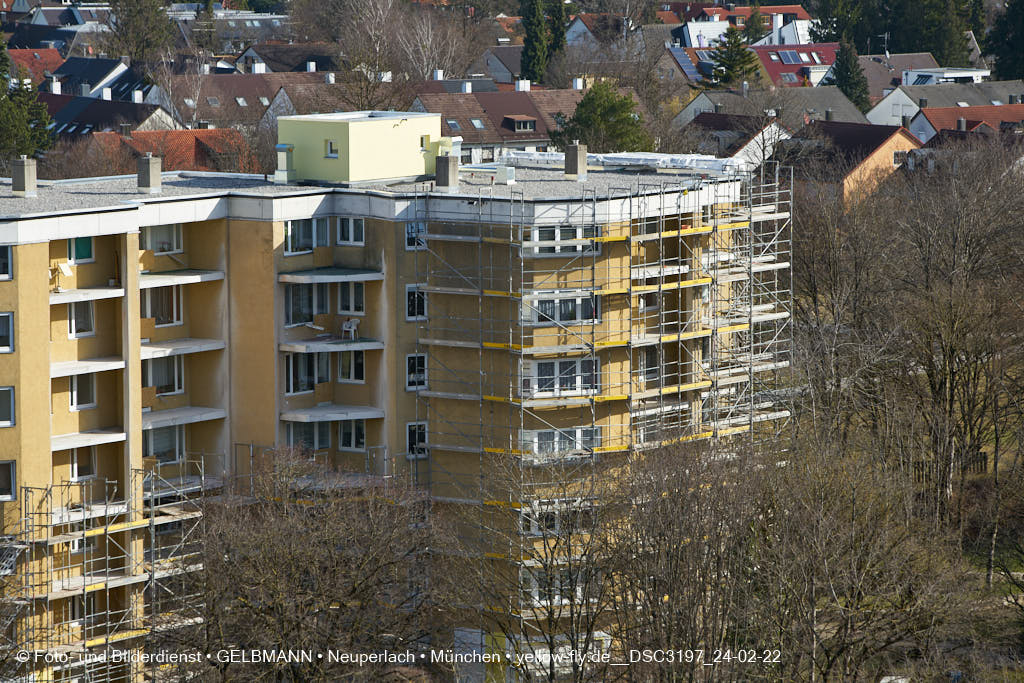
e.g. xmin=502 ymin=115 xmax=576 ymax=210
xmin=337 ymin=217 xmax=365 ymax=245
xmin=338 ymin=419 xmax=366 ymax=451
xmin=338 ymin=350 xmax=365 ymax=383
xmin=523 ymin=426 xmax=601 ymax=458
xmin=338 ymin=281 xmax=365 ymax=315
xmin=0 ymin=312 xmax=12 ymax=353
xmin=67 ymin=237 xmax=94 ymax=265
xmin=529 ymin=293 xmax=600 ymax=326
xmin=287 ymin=422 xmax=332 ymax=452
xmin=70 ymin=373 xmax=97 ymax=411
xmin=284 ymin=219 xmax=315 ymax=255
xmin=406 ymin=422 xmax=428 ymax=458
xmin=141 ymin=286 xmax=183 ymax=328
xmin=405 ymin=284 xmax=427 ymax=321
xmin=284 ymin=283 xmax=328 ymax=326
xmin=406 ymin=353 xmax=426 ymax=391
xmin=140 ymin=224 xmax=183 ymax=255
xmin=0 ymin=461 xmax=13 ymax=501
xmin=470 ymin=118 xmax=485 ymax=129
xmin=70 ymin=446 xmax=96 ymax=482
xmin=0 ymin=245 xmax=11 ymax=281
xmin=284 ymin=352 xmax=330 ymax=395
xmin=68 ymin=301 xmax=95 ymax=339
xmin=143 ymin=425 xmax=186 ymax=464
xmin=405 ymin=222 xmax=427 ymax=250
xmin=529 ymin=225 xmax=600 ymax=257
xmin=143 ymin=355 xmax=185 ymax=396
xmin=522 ymin=357 xmax=599 ymax=398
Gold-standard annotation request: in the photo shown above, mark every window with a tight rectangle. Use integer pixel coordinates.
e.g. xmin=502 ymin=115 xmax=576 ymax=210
xmin=799 ymin=52 xmax=811 ymax=63
xmin=780 ymin=73 xmax=799 ymax=83
xmin=325 ymin=139 xmax=338 ymax=158
xmin=514 ymin=118 xmax=536 ymax=132
xmin=207 ymin=96 xmax=220 ymax=106
xmin=141 ymin=286 xmax=182 ymax=327
xmin=522 ymin=358 xmax=598 ymax=397
xmin=184 ymin=98 xmax=196 ymax=108
xmin=405 ymin=221 xmax=426 ymax=250
xmin=285 ymin=219 xmax=314 ymax=254
xmin=779 ymin=50 xmax=800 ymax=64
xmin=235 ymin=96 xmax=247 ymax=106
xmin=143 ymin=356 xmax=184 ymax=395
xmin=141 ymin=224 xmax=183 ymax=254
xmin=259 ymin=96 xmax=270 ymax=106
xmin=0 ymin=313 xmax=11 ymax=353
xmin=470 ymin=118 xmax=485 ymax=129
xmin=0 ymin=388 xmax=12 ymax=427
xmin=446 ymin=119 xmax=461 ymax=130
xmin=420 ymin=135 xmax=430 ymax=149
xmin=521 ymin=500 xmax=595 ymax=536
xmin=0 ymin=246 xmax=10 ymax=280
xmin=406 ymin=284 xmax=427 ymax=320
xmin=70 ymin=373 xmax=96 ymax=410
xmin=893 ymin=150 xmax=908 ymax=167
xmin=891 ymin=104 xmax=901 ymax=117
xmin=70 ymin=447 xmax=95 ymax=481
xmin=285 ymin=352 xmax=330 ymax=394
xmin=70 ymin=531 xmax=97 ymax=555
xmin=0 ymin=461 xmax=13 ymax=500
xmin=288 ymin=422 xmax=331 ymax=451
xmin=67 ymin=237 xmax=94 ymax=264
xmin=406 ymin=354 xmax=426 ymax=390
xmin=529 ymin=225 xmax=599 ymax=256
xmin=642 ymin=346 xmax=659 ymax=383
xmin=285 ymin=283 xmax=328 ymax=325
xmin=339 ymin=419 xmax=366 ymax=450
xmin=521 ymin=566 xmax=586 ymax=606
xmin=338 ymin=350 xmax=364 ymax=382
xmin=338 ymin=281 xmax=365 ymax=313
xmin=68 ymin=301 xmax=94 ymax=338
xmin=337 ymin=217 xmax=364 ymax=245
xmin=735 ymin=16 xmax=744 ymax=25
xmin=531 ymin=294 xmax=599 ymax=325
xmin=144 ymin=425 xmax=185 ymax=464
xmin=524 ymin=426 xmax=600 ymax=458
xmin=768 ymin=53 xmax=780 ymax=62
xmin=407 ymin=422 xmax=427 ymax=457
xmin=811 ymin=52 xmax=822 ymax=64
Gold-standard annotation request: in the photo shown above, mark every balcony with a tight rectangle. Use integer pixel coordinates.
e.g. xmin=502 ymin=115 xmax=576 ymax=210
xmin=49 ymin=285 xmax=125 ymax=305
xmin=142 ymin=406 xmax=226 ymax=430
xmin=50 ymin=357 xmax=124 ymax=378
xmin=139 ymin=269 xmax=224 ymax=289
xmin=280 ymin=404 xmax=384 ymax=423
xmin=51 ymin=427 xmax=126 ymax=452
xmin=141 ymin=338 xmax=225 ymax=359
xmin=278 ymin=266 xmax=384 ymax=284
xmin=279 ymin=334 xmax=384 ymax=354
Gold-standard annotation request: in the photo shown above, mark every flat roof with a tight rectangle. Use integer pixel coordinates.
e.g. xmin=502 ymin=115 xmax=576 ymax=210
xmin=279 ymin=110 xmax=439 ymax=122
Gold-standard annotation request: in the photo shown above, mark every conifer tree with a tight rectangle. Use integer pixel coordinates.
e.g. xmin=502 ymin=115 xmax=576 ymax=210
xmin=710 ymin=26 xmax=760 ymax=86
xmin=743 ymin=3 xmax=769 ymax=44
xmin=988 ymin=0 xmax=1024 ymax=79
xmin=520 ymin=0 xmax=548 ymax=82
xmin=0 ymin=39 xmax=51 ymax=164
xmin=547 ymin=0 xmax=567 ymax=57
xmin=830 ymin=40 xmax=871 ymax=112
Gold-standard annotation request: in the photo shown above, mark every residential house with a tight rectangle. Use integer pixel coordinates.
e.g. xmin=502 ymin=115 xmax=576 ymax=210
xmin=7 ymin=47 xmax=64 ymax=85
xmin=686 ymin=111 xmax=792 ymax=170
xmin=675 ymin=86 xmax=868 ymax=129
xmin=656 ymin=10 xmax=681 ymax=24
xmin=473 ymin=45 xmax=524 ymax=83
xmin=90 ymin=128 xmax=258 ymax=172
xmin=866 ymin=80 xmax=1024 ymax=126
xmin=565 ymin=13 xmax=633 ymax=51
xmin=749 ymin=43 xmax=838 ymax=87
xmin=908 ymin=103 xmax=1024 ymax=143
xmin=750 ymin=16 xmax=812 ymax=46
xmin=856 ymin=52 xmax=938 ymax=103
xmin=166 ymin=3 xmax=290 ymax=53
xmin=236 ymin=42 xmax=340 ymax=74
xmin=679 ymin=18 xmax=729 ymax=48
xmin=492 ymin=15 xmax=523 ymax=44
xmin=39 ymin=93 xmax=179 ymax=137
xmin=901 ymin=66 xmax=989 ymax=86
xmin=46 ymin=56 xmax=129 ymax=98
xmin=260 ymin=79 xmax=359 ymax=132
xmin=776 ymin=120 xmax=922 ymax=198
xmin=694 ymin=4 xmax=811 ymax=26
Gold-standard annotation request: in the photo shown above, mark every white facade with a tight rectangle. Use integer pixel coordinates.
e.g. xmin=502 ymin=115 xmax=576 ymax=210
xmin=683 ymin=19 xmax=729 ymax=48
xmin=902 ymin=67 xmax=990 ymax=85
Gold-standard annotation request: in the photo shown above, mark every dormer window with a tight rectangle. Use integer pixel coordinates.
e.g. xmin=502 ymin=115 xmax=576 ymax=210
xmin=516 ymin=119 xmax=535 ymax=131
xmin=505 ymin=115 xmax=537 ymax=132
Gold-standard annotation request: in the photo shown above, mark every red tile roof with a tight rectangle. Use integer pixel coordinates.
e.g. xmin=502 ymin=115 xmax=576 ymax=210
xmin=8 ymin=48 xmax=64 ymax=85
xmin=92 ymin=129 xmax=258 ymax=173
xmin=749 ymin=43 xmax=839 ymax=87
xmin=919 ymin=104 xmax=1024 ymax=135
xmin=656 ymin=10 xmax=681 ymax=24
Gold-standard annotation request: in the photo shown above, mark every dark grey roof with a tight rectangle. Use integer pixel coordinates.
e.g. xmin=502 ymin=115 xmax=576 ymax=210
xmin=52 ymin=57 xmax=124 ymax=94
xmin=698 ymin=86 xmax=868 ymax=128
xmin=893 ymin=80 xmax=1024 ymax=108
xmin=490 ymin=46 xmax=523 ymax=76
xmin=857 ymin=53 xmax=938 ymax=100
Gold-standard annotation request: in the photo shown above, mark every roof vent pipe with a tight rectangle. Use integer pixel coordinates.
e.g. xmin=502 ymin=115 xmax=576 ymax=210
xmin=80 ymin=82 xmax=91 ymax=97
xmin=132 ymin=89 xmax=143 ymax=103
xmin=461 ymin=81 xmax=472 ymax=93
xmin=12 ymin=155 xmax=37 ymax=198
xmin=433 ymin=69 xmax=444 ymax=80
xmin=572 ymin=77 xmax=585 ymax=90
xmin=713 ymin=102 xmax=722 ymax=113
xmin=50 ymin=75 xmax=60 ymax=95
xmin=956 ymin=117 xmax=966 ymax=131
xmin=825 ymin=108 xmax=833 ymax=121
xmin=137 ymin=153 xmax=161 ymax=195
xmin=515 ymin=79 xmax=531 ymax=91
xmin=435 ymin=154 xmax=459 ymax=193
xmin=325 ymin=72 xmax=335 ymax=84
xmin=741 ymin=80 xmax=749 ymax=97
xmin=918 ymin=97 xmax=927 ymax=108
xmin=901 ymin=114 xmax=911 ymax=127
xmin=565 ymin=141 xmax=587 ymax=182
xmin=306 ymin=60 xmax=316 ymax=72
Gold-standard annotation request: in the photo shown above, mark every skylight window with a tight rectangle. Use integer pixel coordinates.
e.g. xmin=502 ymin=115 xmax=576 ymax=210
xmin=236 ymin=97 xmax=247 ymax=106
xmin=991 ymin=99 xmax=1003 ymax=105
xmin=184 ymin=98 xmax=196 ymax=108
xmin=769 ymin=53 xmax=780 ymax=62
xmin=956 ymin=101 xmax=969 ymax=107
xmin=259 ymin=97 xmax=270 ymax=106
xmin=446 ymin=119 xmax=461 ymax=130
xmin=799 ymin=52 xmax=811 ymax=63
xmin=779 ymin=50 xmax=801 ymax=64
xmin=207 ymin=97 xmax=220 ymax=106
xmin=781 ymin=73 xmax=799 ymax=83
xmin=811 ymin=52 xmax=822 ymax=64
xmin=471 ymin=118 xmax=485 ymax=129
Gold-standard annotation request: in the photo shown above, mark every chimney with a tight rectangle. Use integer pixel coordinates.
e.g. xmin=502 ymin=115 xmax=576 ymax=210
xmin=461 ymin=81 xmax=472 ymax=93
xmin=201 ymin=63 xmax=211 ymax=75
xmin=515 ymin=79 xmax=531 ymax=92
xmin=565 ymin=141 xmax=587 ymax=181
xmin=956 ymin=117 xmax=966 ymax=131
xmin=119 ymin=122 xmax=132 ymax=137
xmin=132 ymin=89 xmax=143 ymax=104
xmin=901 ymin=114 xmax=911 ymax=127
xmin=435 ymin=154 xmax=459 ymax=193
xmin=1010 ymin=94 xmax=1021 ymax=104
xmin=741 ymin=80 xmax=749 ymax=97
xmin=197 ymin=120 xmax=210 ymax=129
xmin=50 ymin=76 xmax=61 ymax=95
xmin=572 ymin=77 xmax=585 ymax=90
xmin=325 ymin=72 xmax=335 ymax=84
xmin=12 ymin=156 xmax=37 ymax=198
xmin=80 ymin=83 xmax=91 ymax=97
xmin=433 ymin=69 xmax=444 ymax=80
xmin=306 ymin=60 xmax=317 ymax=72
xmin=101 ymin=87 xmax=112 ymax=101
xmin=137 ymin=153 xmax=161 ymax=194
xmin=713 ymin=102 xmax=722 ymax=113
xmin=120 ymin=55 xmax=130 ymax=66
xmin=918 ymin=97 xmax=927 ymax=108
xmin=824 ymin=108 xmax=833 ymax=121
xmin=274 ymin=142 xmax=295 ymax=184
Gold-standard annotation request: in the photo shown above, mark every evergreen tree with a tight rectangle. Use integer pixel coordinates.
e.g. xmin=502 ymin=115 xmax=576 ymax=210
xmin=925 ymin=0 xmax=970 ymax=66
xmin=193 ymin=0 xmax=218 ymax=54
xmin=106 ymin=0 xmax=175 ymax=65
xmin=830 ymin=40 xmax=871 ymax=112
xmin=520 ymin=0 xmax=548 ymax=82
xmin=550 ymin=82 xmax=653 ymax=152
xmin=962 ymin=0 xmax=985 ymax=35
xmin=0 ymin=40 xmax=51 ymax=163
xmin=810 ymin=0 xmax=865 ymax=43
xmin=988 ymin=0 xmax=1024 ymax=80
xmin=742 ymin=3 xmax=769 ymax=44
xmin=546 ymin=0 xmax=567 ymax=57
xmin=710 ymin=27 xmax=760 ymax=86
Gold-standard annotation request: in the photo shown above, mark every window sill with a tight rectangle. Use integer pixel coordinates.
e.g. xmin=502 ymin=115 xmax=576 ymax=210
xmin=338 ymin=446 xmax=366 ymax=453
xmin=284 ymin=250 xmax=314 ymax=257
xmin=285 ymin=390 xmax=315 ymax=397
xmin=151 ymin=250 xmax=184 ymax=257
xmin=70 ymin=404 xmax=97 ymax=412
xmin=405 ymin=317 xmax=427 ymax=322
xmin=154 ymin=322 xmax=183 ymax=329
xmin=337 ymin=242 xmax=365 ymax=247
xmin=338 ymin=310 xmax=366 ymax=317
xmin=68 ymin=332 xmax=96 ymax=339
xmin=337 ymin=378 xmax=365 ymax=384
xmin=154 ymin=390 xmax=185 ymax=397
xmin=283 ymin=321 xmax=312 ymax=329
xmin=406 ymin=385 xmax=425 ymax=392
xmin=67 ymin=259 xmax=96 ymax=266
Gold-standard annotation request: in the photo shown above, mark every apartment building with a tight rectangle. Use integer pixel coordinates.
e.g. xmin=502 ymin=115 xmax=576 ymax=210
xmin=0 ymin=111 xmax=791 ymax=681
